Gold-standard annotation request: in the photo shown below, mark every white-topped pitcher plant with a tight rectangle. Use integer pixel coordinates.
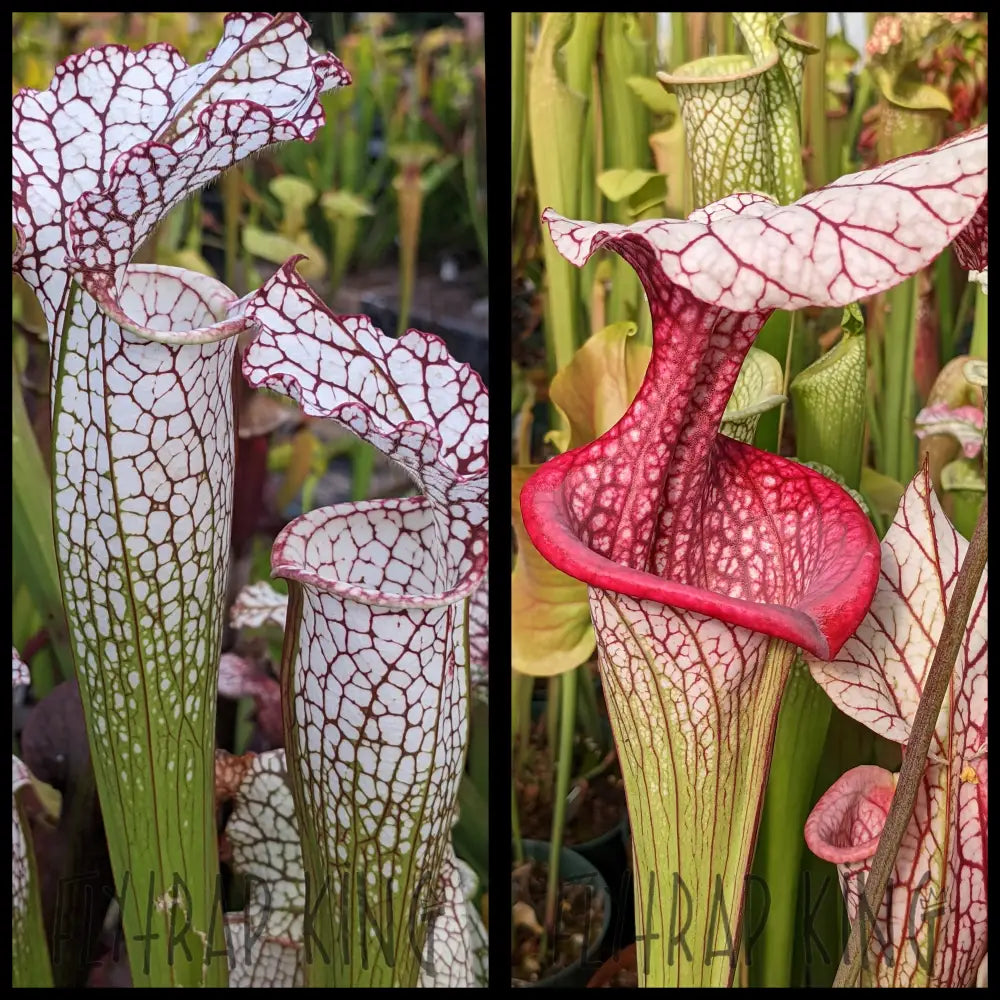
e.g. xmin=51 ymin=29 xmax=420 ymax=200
xmin=12 ymin=11 xmax=488 ymax=988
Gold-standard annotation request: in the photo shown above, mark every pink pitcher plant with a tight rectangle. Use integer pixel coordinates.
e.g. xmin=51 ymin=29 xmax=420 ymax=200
xmin=522 ymin=125 xmax=987 ymax=986
xmin=805 ymin=466 xmax=986 ymax=987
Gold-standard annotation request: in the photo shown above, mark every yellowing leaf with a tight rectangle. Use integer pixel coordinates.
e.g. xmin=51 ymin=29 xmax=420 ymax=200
xmin=269 ymin=175 xmax=318 ymax=236
xmin=625 ymin=75 xmax=680 ymax=118
xmin=511 ymin=465 xmax=595 ymax=677
xmin=547 ymin=321 xmax=650 ymax=454
xmin=319 ymin=189 xmax=376 ymax=220
xmin=242 ymin=225 xmax=327 ymax=279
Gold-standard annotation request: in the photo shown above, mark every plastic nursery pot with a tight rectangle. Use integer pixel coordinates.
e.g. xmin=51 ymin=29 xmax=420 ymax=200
xmin=587 ymin=943 xmax=638 ymax=989
xmin=512 ymin=839 xmax=612 ymax=989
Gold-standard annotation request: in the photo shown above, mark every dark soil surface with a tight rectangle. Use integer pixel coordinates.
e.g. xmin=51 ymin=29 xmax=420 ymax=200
xmin=510 ymin=857 xmax=606 ymax=985
xmin=516 ymin=721 xmax=627 ymax=845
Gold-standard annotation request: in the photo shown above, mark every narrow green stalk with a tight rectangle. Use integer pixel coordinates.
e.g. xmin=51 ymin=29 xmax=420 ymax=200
xmin=511 ymin=13 xmax=528 ymax=216
xmin=750 ymin=660 xmax=832 ymax=985
xmin=598 ymin=13 xmax=650 ymax=327
xmin=670 ymin=12 xmax=687 ymax=70
xmin=512 ymin=783 xmax=524 ymax=863
xmin=529 ymin=13 xmax=588 ymax=373
xmin=513 ymin=669 xmax=534 ymax=777
xmin=753 ymin=311 xmax=793 ymax=453
xmin=543 ymin=667 xmax=578 ymax=944
xmin=221 ymin=170 xmax=242 ymax=293
xmin=775 ymin=311 xmax=797 ymax=454
xmin=934 ymin=251 xmax=956 ymax=361
xmin=394 ymin=162 xmax=422 ymax=337
xmin=545 ymin=674 xmax=560 ymax=758
xmin=564 ymin=12 xmax=602 ymax=316
xmin=841 ymin=69 xmax=874 ymax=175
xmin=878 ymin=278 xmax=920 ymax=482
xmin=804 ymin=12 xmax=828 ymax=190
xmin=969 ymin=282 xmax=987 ymax=359
xmin=575 ymin=662 xmax=603 ymax=747
xmin=834 ymin=496 xmax=989 ymax=987
xmin=349 ymin=440 xmax=376 ymax=503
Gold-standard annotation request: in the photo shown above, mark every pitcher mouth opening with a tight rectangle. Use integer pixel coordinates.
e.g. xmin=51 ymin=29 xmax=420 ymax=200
xmin=804 ymin=765 xmax=895 ymax=865
xmin=272 ymin=496 xmax=486 ymax=609
xmin=93 ymin=264 xmax=247 ymax=345
xmin=521 ymin=446 xmax=886 ymax=660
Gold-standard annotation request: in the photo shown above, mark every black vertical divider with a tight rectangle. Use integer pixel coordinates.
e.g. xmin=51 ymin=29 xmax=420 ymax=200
xmin=484 ymin=8 xmax=514 ymax=989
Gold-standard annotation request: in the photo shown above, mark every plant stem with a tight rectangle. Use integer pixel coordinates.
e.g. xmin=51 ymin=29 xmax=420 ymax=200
xmin=221 ymin=170 xmax=241 ymax=292
xmin=804 ymin=13 xmax=828 ymax=190
xmin=670 ymin=12 xmax=687 ymax=70
xmin=878 ymin=278 xmax=919 ymax=481
xmin=833 ymin=494 xmax=988 ymax=987
xmin=842 ymin=69 xmax=873 ymax=175
xmin=543 ymin=666 xmax=578 ymax=940
xmin=512 ymin=783 xmax=524 ymax=863
xmin=934 ymin=251 xmax=956 ymax=361
xmin=775 ymin=311 xmax=797 ymax=453
xmin=750 ymin=660 xmax=832 ymax=985
xmin=969 ymin=282 xmax=987 ymax=359
xmin=545 ymin=674 xmax=560 ymax=757
xmin=511 ymin=12 xmax=527 ymax=217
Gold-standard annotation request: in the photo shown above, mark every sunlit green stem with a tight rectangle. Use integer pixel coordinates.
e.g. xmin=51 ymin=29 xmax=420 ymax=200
xmin=221 ymin=170 xmax=241 ymax=293
xmin=934 ymin=252 xmax=957 ymax=361
xmin=543 ymin=667 xmax=578 ymax=945
xmin=599 ymin=14 xmax=651 ymax=328
xmin=511 ymin=13 xmax=528 ymax=215
xmin=670 ymin=12 xmax=687 ymax=70
xmin=330 ymin=215 xmax=359 ymax=293
xmin=877 ymin=278 xmax=921 ymax=482
xmin=752 ymin=311 xmax=792 ymax=453
xmin=393 ymin=162 xmax=422 ymax=337
xmin=803 ymin=13 xmax=828 ymax=190
xmin=750 ymin=660 xmax=832 ymax=985
xmin=969 ymin=282 xmax=987 ymax=360
xmin=752 ymin=309 xmax=867 ymax=985
xmin=512 ymin=782 xmax=524 ymax=863
xmin=841 ymin=69 xmax=874 ymax=175
xmin=349 ymin=440 xmax=376 ymax=503
xmin=575 ymin=661 xmax=603 ymax=747
xmin=513 ymin=669 xmax=535 ymax=777
xmin=529 ymin=13 xmax=587 ymax=374
xmin=545 ymin=674 xmax=560 ymax=758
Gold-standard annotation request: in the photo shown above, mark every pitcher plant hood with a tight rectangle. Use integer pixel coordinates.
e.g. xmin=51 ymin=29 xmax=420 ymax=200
xmin=523 ymin=125 xmax=987 ymax=659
